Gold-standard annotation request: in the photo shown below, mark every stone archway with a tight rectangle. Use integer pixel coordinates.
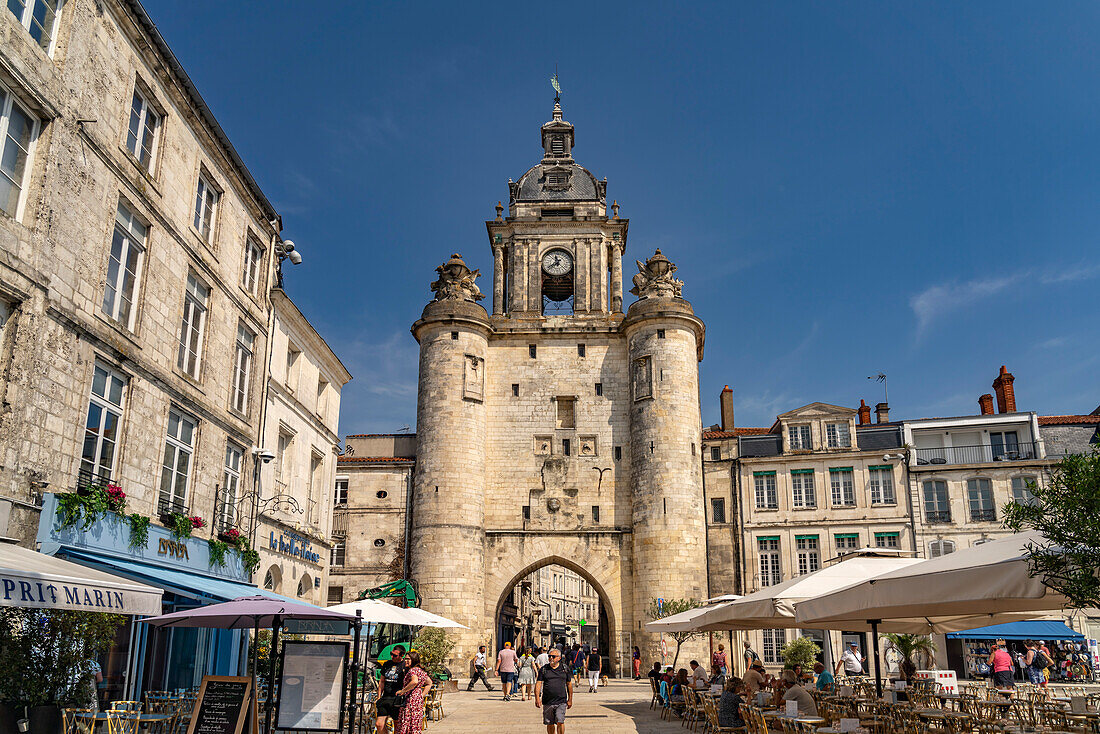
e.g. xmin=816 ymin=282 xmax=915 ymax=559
xmin=483 ymin=532 xmax=631 ymax=677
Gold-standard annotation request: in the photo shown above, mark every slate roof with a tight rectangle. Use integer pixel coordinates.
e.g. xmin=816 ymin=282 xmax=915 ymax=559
xmin=855 ymin=426 xmax=903 ymax=451
xmin=739 ymin=435 xmax=782 ymax=458
xmin=515 ymin=163 xmax=600 ymax=201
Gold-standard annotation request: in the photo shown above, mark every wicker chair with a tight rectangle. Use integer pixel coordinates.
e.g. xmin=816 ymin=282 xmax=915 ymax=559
xmin=62 ymin=708 xmax=95 ymax=734
xmin=106 ymin=710 xmax=140 ymax=734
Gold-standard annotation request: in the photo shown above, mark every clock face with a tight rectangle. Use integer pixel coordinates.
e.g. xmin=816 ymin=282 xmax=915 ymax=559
xmin=542 ymin=250 xmax=573 ymax=276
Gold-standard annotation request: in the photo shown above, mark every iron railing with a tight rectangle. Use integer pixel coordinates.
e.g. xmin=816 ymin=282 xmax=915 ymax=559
xmin=915 ymin=441 xmax=1039 ymax=466
xmin=970 ymin=509 xmax=997 ymax=522
xmin=331 ymin=510 xmax=349 ymax=538
xmin=213 ymin=486 xmax=239 ymax=534
xmin=157 ymin=495 xmax=189 ymax=517
xmin=925 ymin=510 xmax=952 ymax=524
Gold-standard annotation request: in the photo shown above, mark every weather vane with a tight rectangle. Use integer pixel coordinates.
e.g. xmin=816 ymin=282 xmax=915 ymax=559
xmin=551 ymin=67 xmax=561 ymax=103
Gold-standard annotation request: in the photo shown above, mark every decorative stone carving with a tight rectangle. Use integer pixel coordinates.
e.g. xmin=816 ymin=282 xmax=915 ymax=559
xmin=633 ymin=355 xmax=653 ymax=401
xmin=630 ymin=248 xmax=683 ymax=299
xmin=430 ymin=253 xmax=484 ymax=302
xmin=547 ymin=498 xmax=561 ymax=512
xmin=463 ymin=354 xmax=484 ymax=401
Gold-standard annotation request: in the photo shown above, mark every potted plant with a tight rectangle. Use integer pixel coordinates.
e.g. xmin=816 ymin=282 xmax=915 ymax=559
xmin=780 ymin=636 xmax=822 ymax=678
xmin=217 ymin=527 xmax=243 ymax=544
xmin=882 ymin=633 xmax=936 ymax=681
xmin=0 ymin=608 xmax=123 ymax=734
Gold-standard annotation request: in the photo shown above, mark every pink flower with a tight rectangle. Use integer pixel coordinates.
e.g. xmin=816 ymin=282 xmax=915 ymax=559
xmin=189 ymin=516 xmax=206 ymax=529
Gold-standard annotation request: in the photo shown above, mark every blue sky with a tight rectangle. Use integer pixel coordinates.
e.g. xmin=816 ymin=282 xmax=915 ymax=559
xmin=146 ymin=1 xmax=1100 ymax=433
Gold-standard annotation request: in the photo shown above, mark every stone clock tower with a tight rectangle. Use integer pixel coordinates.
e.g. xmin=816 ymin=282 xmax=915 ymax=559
xmin=408 ymin=99 xmax=709 ymax=672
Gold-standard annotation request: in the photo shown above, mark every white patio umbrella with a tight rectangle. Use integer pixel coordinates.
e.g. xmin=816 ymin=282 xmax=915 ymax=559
xmin=327 ymin=598 xmax=426 ymax=625
xmin=400 ymin=606 xmax=468 ymax=629
xmin=644 ymin=597 xmax=740 ymax=633
xmin=794 ymin=531 xmax=1069 ymax=631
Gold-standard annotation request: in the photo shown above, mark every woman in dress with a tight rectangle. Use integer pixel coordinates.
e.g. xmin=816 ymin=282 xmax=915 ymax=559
xmin=395 ymin=651 xmax=433 ymax=734
xmin=516 ymin=646 xmax=538 ymax=700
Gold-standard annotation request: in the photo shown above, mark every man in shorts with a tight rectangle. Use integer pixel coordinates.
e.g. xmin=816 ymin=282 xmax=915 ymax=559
xmin=375 ymin=646 xmax=406 ymax=734
xmin=536 ymin=648 xmax=573 ymax=734
xmin=496 ymin=641 xmax=519 ymax=701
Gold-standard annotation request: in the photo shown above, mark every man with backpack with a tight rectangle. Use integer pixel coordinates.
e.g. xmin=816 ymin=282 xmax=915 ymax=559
xmin=1025 ymin=640 xmax=1053 ymax=686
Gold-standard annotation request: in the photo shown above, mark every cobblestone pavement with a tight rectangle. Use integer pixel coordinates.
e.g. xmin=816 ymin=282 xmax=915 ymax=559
xmin=428 ymin=678 xmax=685 ymax=733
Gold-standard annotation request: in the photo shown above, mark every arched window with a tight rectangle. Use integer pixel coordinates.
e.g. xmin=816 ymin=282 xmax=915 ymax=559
xmin=297 ymin=575 xmax=312 ymax=598
xmin=929 ymin=539 xmax=956 ymax=558
xmin=263 ymin=565 xmax=281 ymax=592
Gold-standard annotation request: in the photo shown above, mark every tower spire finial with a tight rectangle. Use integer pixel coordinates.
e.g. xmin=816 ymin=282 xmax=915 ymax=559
xmin=550 ymin=68 xmax=562 ymax=120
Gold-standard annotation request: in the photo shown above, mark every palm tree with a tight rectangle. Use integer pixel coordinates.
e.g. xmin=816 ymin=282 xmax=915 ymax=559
xmin=883 ymin=633 xmax=936 ymax=681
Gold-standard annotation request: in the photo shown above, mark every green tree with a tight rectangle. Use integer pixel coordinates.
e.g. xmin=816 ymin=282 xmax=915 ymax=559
xmin=882 ymin=633 xmax=935 ymax=681
xmin=0 ymin=608 xmax=124 ymax=707
xmin=646 ymin=598 xmax=703 ymax=669
xmin=781 ymin=636 xmax=822 ymax=671
xmin=412 ymin=627 xmax=455 ymax=679
xmin=1002 ymin=449 xmax=1100 ymax=609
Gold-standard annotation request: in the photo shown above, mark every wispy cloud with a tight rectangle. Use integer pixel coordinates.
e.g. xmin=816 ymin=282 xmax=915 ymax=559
xmin=736 ymin=389 xmax=803 ymax=426
xmin=1038 ymin=262 xmax=1100 ymax=284
xmin=337 ymin=330 xmax=419 ymax=435
xmin=910 ymin=273 xmax=1024 ymax=337
xmin=1035 ymin=336 xmax=1067 ymax=350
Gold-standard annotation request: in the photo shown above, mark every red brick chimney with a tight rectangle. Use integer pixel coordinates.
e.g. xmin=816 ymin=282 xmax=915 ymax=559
xmin=978 ymin=393 xmax=995 ymax=415
xmin=875 ymin=402 xmax=890 ymax=424
xmin=992 ymin=365 xmax=1016 ymax=413
xmin=857 ymin=399 xmax=871 ymax=426
xmin=720 ymin=385 xmax=735 ymax=431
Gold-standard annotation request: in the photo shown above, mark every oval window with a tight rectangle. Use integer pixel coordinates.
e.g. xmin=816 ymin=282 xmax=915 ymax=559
xmin=374 ymin=538 xmax=386 ymax=548
xmin=376 ymin=490 xmax=388 ymax=499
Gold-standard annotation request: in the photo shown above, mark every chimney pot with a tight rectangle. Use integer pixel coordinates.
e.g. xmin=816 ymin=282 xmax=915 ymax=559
xmin=979 ymin=394 xmax=995 ymax=415
xmin=857 ymin=399 xmax=871 ymax=426
xmin=720 ymin=386 xmax=735 ymax=431
xmin=992 ymin=365 xmax=1017 ymax=413
xmin=875 ymin=402 xmax=890 ymax=424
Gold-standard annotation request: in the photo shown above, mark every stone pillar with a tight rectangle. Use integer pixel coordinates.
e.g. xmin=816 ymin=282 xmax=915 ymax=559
xmin=409 ymin=298 xmax=491 ymax=669
xmin=610 ymin=241 xmax=624 ymax=313
xmin=510 ymin=241 xmax=526 ymax=313
xmin=492 ymin=245 xmax=504 ymax=316
xmin=623 ymin=296 xmax=708 ymax=660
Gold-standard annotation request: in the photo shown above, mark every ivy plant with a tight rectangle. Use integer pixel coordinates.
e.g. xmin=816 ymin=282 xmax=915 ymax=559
xmin=126 ymin=513 xmax=150 ymax=549
xmin=208 ymin=539 xmax=229 ymax=568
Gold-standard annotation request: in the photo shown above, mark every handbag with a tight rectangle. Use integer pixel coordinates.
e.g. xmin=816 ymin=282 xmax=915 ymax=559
xmin=975 ymin=661 xmax=991 ymax=677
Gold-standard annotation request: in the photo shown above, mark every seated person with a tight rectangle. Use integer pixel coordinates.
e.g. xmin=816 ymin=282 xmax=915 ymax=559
xmin=647 ymin=661 xmax=663 ymax=684
xmin=781 ymin=669 xmax=819 ymax=717
xmin=813 ymin=662 xmax=834 ymax=693
xmin=690 ymin=660 xmax=709 ymax=690
xmin=718 ymin=677 xmax=746 ymax=728
xmin=709 ymin=664 xmax=726 ymax=686
xmin=743 ymin=661 xmax=767 ymax=697
xmin=670 ymin=669 xmax=690 ymax=702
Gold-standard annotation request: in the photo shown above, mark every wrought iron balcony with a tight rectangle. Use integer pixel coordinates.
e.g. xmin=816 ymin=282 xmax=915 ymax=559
xmin=925 ymin=510 xmax=952 ymax=524
xmin=157 ymin=495 xmax=190 ymax=518
xmin=213 ymin=487 xmax=240 ymax=534
xmin=915 ymin=442 xmax=1039 ymax=466
xmin=970 ymin=509 xmax=997 ymax=522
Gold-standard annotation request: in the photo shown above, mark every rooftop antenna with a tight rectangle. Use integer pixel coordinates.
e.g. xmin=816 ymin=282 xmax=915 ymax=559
xmin=867 ymin=372 xmax=888 ymax=403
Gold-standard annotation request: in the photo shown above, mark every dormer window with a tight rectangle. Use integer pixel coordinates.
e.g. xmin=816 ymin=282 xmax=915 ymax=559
xmin=548 ymin=171 xmax=566 ymax=186
xmin=826 ymin=422 xmax=851 ymax=448
xmin=551 ymin=136 xmax=565 ymax=155
xmin=789 ymin=424 xmax=812 ymax=450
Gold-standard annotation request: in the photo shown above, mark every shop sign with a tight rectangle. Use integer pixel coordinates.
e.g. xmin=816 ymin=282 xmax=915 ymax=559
xmin=269 ymin=531 xmax=321 ymax=565
xmin=158 ymin=538 xmax=190 ymax=560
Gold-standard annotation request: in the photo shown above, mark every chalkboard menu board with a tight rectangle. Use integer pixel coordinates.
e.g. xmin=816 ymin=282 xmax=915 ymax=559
xmin=186 ymin=676 xmax=253 ymax=734
xmin=275 ymin=642 xmax=348 ymax=732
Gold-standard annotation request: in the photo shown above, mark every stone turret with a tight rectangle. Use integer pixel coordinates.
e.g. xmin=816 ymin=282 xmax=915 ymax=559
xmin=622 ymin=250 xmax=708 ymax=653
xmin=409 ymin=254 xmax=490 ymax=663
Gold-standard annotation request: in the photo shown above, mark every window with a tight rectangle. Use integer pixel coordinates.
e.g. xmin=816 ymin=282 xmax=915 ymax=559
xmin=158 ymin=408 xmax=196 ymax=514
xmin=614 ymin=446 xmax=622 ymax=461
xmin=758 ymin=537 xmax=781 ymax=587
xmin=193 ymin=173 xmax=219 ymax=242
xmin=577 ymin=343 xmax=585 ymax=357
xmin=307 ymin=454 xmax=322 ymax=524
xmin=594 ymin=383 xmax=602 ymax=396
xmin=529 ymin=344 xmax=537 ymax=358
xmin=754 ymin=471 xmax=778 ymax=509
xmin=511 ymin=383 xmax=519 ymax=397
xmin=835 ymin=533 xmax=860 ymax=551
xmin=219 ymin=442 xmax=243 ymax=531
xmin=373 ymin=538 xmax=385 ymax=548
xmin=874 ymin=532 xmax=900 ymax=549
xmin=923 ymin=480 xmax=951 ymax=523
xmin=79 ymin=362 xmax=126 ymax=487
xmin=789 ymin=424 xmax=812 ymax=450
xmin=791 ymin=470 xmax=817 ymax=508
xmin=929 ymin=539 xmax=956 ymax=558
xmin=967 ymin=478 xmax=996 ymax=522
xmin=556 ymin=397 xmax=575 ymax=429
xmin=592 ymin=505 xmax=600 ymax=522
xmin=297 ymin=577 xmax=311 ymax=598
xmin=316 ymin=376 xmax=329 ymax=417
xmin=177 ymin=274 xmax=209 ymax=378
xmin=562 ymin=438 xmax=571 ymax=456
xmin=101 ymin=202 xmax=146 ymax=330
xmin=762 ymin=629 xmax=786 ymax=664
xmin=285 ymin=344 xmax=301 ymax=392
xmin=125 ymin=89 xmax=160 ymax=170
xmin=327 ymin=586 xmax=343 ymax=605
xmin=1011 ymin=476 xmax=1037 ymax=506
xmin=7 ymin=0 xmax=62 ymax=53
xmin=232 ymin=323 xmax=255 ymax=413
xmin=375 ymin=490 xmax=387 ymax=499
xmin=242 ymin=237 xmax=263 ymax=295
xmin=990 ymin=431 xmax=1020 ymax=460
xmin=796 ymin=536 xmax=820 ymax=575
xmin=0 ymin=84 xmax=39 ymax=217
xmin=550 ymin=137 xmax=564 ymax=155
xmin=657 ymin=329 xmax=665 ymax=339
xmin=830 ymin=468 xmax=855 ymax=506
xmin=868 ymin=466 xmax=896 ymax=505
xmin=333 ymin=478 xmax=348 ymax=506
xmin=522 ymin=505 xmax=530 ymax=520
xmin=711 ymin=498 xmax=726 ymax=523
xmin=330 ymin=542 xmax=345 ymax=567
xmin=276 ymin=431 xmax=292 ymax=482
xmin=826 ymin=422 xmax=851 ymax=448
xmin=710 ymin=446 xmax=720 ymax=461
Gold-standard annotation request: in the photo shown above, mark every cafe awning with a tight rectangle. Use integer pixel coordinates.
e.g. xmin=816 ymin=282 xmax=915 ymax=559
xmin=0 ymin=542 xmax=162 ymax=615
xmin=945 ymin=620 xmax=1084 ymax=641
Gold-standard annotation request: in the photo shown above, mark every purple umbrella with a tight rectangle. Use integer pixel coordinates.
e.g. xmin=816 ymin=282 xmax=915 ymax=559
xmin=143 ymin=596 xmax=357 ymax=734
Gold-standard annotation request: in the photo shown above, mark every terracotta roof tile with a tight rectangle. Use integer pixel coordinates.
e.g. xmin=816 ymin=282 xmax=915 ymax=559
xmin=344 ymin=433 xmax=416 ymax=438
xmin=1038 ymin=415 xmax=1100 ymax=426
xmin=337 ymin=456 xmax=415 ymax=463
xmin=703 ymin=427 xmax=769 ymax=439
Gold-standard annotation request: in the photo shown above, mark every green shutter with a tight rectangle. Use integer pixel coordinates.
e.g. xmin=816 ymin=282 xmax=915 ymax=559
xmin=758 ymin=535 xmax=780 ymax=541
xmin=874 ymin=532 xmax=899 ymax=538
xmin=795 ymin=534 xmax=819 ymax=540
xmin=829 ymin=467 xmax=854 ymax=473
xmin=869 ymin=465 xmax=892 ymax=471
xmin=753 ymin=471 xmax=776 ymax=477
xmin=790 ymin=468 xmax=814 ymax=475
xmin=835 ymin=533 xmax=858 ymax=539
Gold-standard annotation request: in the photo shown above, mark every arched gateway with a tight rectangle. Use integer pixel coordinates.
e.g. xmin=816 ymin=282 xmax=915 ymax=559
xmin=407 ymin=99 xmax=709 ymax=673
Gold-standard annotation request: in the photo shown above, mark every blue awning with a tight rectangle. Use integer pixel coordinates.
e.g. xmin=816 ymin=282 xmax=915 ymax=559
xmin=59 ymin=549 xmax=309 ymax=607
xmin=946 ymin=620 xmax=1083 ymax=641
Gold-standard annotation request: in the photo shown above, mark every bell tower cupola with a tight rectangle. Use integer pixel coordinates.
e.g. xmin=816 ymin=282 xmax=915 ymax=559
xmin=541 ymin=100 xmax=575 ymax=161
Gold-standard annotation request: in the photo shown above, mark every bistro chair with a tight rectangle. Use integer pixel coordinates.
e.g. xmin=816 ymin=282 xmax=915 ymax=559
xmin=659 ymin=680 xmax=674 ymax=721
xmin=62 ymin=708 xmax=95 ymax=734
xmin=651 ymin=677 xmax=662 ymax=710
xmin=703 ymin=695 xmax=745 ymax=733
xmin=106 ymin=710 xmax=140 ymax=734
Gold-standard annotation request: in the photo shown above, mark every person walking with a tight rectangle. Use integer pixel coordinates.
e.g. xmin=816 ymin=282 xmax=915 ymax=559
xmin=395 ymin=651 xmax=433 ymax=734
xmin=467 ymin=645 xmax=494 ymax=691
xmin=375 ymin=646 xmax=407 ymax=734
xmin=536 ymin=648 xmax=573 ymax=734
xmin=569 ymin=644 xmax=585 ymax=685
xmin=743 ymin=640 xmax=761 ymax=671
xmin=536 ymin=646 xmax=550 ymax=671
xmin=496 ymin=641 xmax=519 ymax=701
xmin=988 ymin=639 xmax=1015 ymax=689
xmin=517 ymin=646 xmax=538 ymax=701
xmin=713 ymin=644 xmax=729 ymax=677
xmin=585 ymin=648 xmax=601 ymax=693
xmin=632 ymin=646 xmax=642 ymax=680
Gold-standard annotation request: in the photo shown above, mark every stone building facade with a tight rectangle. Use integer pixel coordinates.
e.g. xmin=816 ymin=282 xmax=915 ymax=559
xmin=253 ymin=289 xmax=351 ymax=604
xmin=0 ymin=0 xmax=282 ymax=544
